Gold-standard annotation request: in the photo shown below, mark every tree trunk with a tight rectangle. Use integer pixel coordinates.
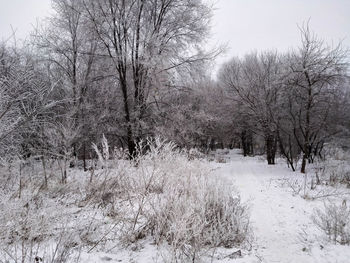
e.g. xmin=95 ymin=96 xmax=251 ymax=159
xmin=278 ymin=132 xmax=296 ymax=171
xmin=301 ymin=157 xmax=307 ymax=173
xmin=266 ymin=134 xmax=276 ymax=165
xmin=42 ymin=155 xmax=48 ymax=188
xmin=210 ymin=138 xmax=215 ymax=151
xmin=241 ymin=131 xmax=248 ymax=156
xmin=127 ymin=126 xmax=136 ymax=159
xmin=19 ymin=163 xmax=23 ymax=198
xmin=220 ymin=140 xmax=224 ymax=149
xmin=83 ymin=142 xmax=87 ymax=171
xmin=301 ymin=153 xmax=307 ymax=174
xmin=241 ymin=130 xmax=253 ymax=156
xmin=301 ymin=74 xmax=312 ymax=173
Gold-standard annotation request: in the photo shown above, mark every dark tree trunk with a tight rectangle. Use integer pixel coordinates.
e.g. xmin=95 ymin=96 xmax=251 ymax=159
xmin=278 ymin=132 xmax=296 ymax=171
xmin=301 ymin=157 xmax=306 ymax=173
xmin=241 ymin=131 xmax=248 ymax=156
xmin=301 ymin=76 xmax=312 ymax=174
xmin=220 ymin=141 xmax=224 ymax=149
xmin=301 ymin=142 xmax=310 ymax=174
xmin=241 ymin=130 xmax=253 ymax=156
xmin=210 ymin=138 xmax=215 ymax=151
xmin=248 ymin=132 xmax=254 ymax=155
xmin=83 ymin=142 xmax=87 ymax=171
xmin=266 ymin=134 xmax=276 ymax=165
xmin=127 ymin=126 xmax=136 ymax=159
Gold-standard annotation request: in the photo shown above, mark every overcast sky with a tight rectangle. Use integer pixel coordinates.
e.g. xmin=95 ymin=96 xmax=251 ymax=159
xmin=1 ymin=0 xmax=349 ymax=69
xmin=0 ymin=0 xmax=51 ymax=41
xmin=210 ymin=0 xmax=350 ymax=66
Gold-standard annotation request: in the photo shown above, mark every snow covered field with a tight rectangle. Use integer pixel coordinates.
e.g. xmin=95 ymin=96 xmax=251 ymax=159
xmin=77 ymin=149 xmax=350 ymax=263
xmin=71 ymin=149 xmax=350 ymax=263
xmin=1 ymin=148 xmax=350 ymax=263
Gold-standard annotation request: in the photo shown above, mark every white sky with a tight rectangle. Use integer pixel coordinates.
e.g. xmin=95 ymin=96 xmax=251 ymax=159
xmin=0 ymin=0 xmax=51 ymax=42
xmin=1 ymin=0 xmax=349 ymax=71
xmin=209 ymin=0 xmax=350 ymax=70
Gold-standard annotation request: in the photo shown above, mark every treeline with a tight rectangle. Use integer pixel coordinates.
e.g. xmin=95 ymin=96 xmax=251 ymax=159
xmin=216 ymin=26 xmax=350 ymax=173
xmin=0 ymin=0 xmax=349 ymax=174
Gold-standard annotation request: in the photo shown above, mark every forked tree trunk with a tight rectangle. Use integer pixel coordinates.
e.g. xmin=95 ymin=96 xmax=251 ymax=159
xmin=278 ymin=132 xmax=296 ymax=171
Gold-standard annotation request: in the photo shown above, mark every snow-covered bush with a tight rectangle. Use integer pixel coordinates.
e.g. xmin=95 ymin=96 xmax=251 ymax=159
xmin=92 ymin=134 xmax=110 ymax=168
xmin=312 ymin=158 xmax=350 ymax=187
xmin=86 ymin=137 xmax=250 ymax=260
xmin=188 ymin=148 xmax=205 ymax=160
xmin=0 ymin=192 xmax=81 ymax=263
xmin=310 ymin=144 xmax=350 ymax=187
xmin=323 ymin=143 xmax=350 ymax=162
xmin=144 ymin=177 xmax=249 ymax=261
xmin=113 ymin=138 xmax=250 ymax=261
xmin=0 ymin=230 xmax=80 ymax=263
xmin=312 ymin=201 xmax=350 ymax=245
xmin=112 ymin=147 xmax=129 ymax=160
xmin=0 ymin=137 xmax=250 ymax=262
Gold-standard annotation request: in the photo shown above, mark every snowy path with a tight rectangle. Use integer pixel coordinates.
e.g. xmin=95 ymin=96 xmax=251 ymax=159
xmin=216 ymin=150 xmax=350 ymax=263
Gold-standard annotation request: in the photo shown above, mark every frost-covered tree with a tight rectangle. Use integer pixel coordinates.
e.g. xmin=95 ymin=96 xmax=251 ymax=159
xmin=82 ymin=0 xmax=214 ymax=156
xmin=155 ymin=77 xmax=220 ymax=150
xmin=34 ymin=0 xmax=101 ymax=169
xmin=284 ymin=24 xmax=348 ymax=173
xmin=0 ymin=43 xmax=56 ymax=163
xmin=218 ymin=51 xmax=283 ymax=164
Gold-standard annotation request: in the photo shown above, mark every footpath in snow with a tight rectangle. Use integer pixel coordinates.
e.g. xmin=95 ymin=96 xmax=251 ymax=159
xmin=215 ymin=149 xmax=350 ymax=263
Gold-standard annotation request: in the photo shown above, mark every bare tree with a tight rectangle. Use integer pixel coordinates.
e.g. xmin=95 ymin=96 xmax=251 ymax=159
xmin=33 ymin=0 xmax=99 ymax=169
xmin=284 ymin=24 xmax=348 ymax=173
xmin=218 ymin=51 xmax=283 ymax=164
xmin=82 ymin=0 xmax=214 ymax=157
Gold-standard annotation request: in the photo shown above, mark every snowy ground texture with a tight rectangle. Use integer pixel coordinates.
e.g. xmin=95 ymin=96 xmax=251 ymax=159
xmin=79 ymin=149 xmax=350 ymax=263
xmin=215 ymin=149 xmax=350 ymax=263
xmin=1 ymin=147 xmax=350 ymax=262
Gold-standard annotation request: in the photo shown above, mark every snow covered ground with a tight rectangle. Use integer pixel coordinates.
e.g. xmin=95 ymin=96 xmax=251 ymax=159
xmin=1 ymin=148 xmax=350 ymax=263
xmin=75 ymin=149 xmax=350 ymax=263
xmin=214 ymin=149 xmax=350 ymax=263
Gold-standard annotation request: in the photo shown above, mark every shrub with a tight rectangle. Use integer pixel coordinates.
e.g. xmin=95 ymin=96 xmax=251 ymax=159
xmin=112 ymin=138 xmax=251 ymax=261
xmin=0 ymin=137 xmax=250 ymax=262
xmin=90 ymin=137 xmax=250 ymax=261
xmin=0 ymin=233 xmax=80 ymax=263
xmin=312 ymin=201 xmax=350 ymax=245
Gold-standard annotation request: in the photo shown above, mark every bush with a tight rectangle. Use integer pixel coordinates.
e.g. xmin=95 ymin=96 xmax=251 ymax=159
xmin=312 ymin=158 xmax=350 ymax=188
xmin=0 ymin=138 xmax=250 ymax=262
xmin=312 ymin=201 xmax=350 ymax=245
xmin=0 ymin=232 xmax=80 ymax=263
xmin=124 ymin=139 xmax=250 ymax=261
xmin=91 ymin=137 xmax=250 ymax=261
